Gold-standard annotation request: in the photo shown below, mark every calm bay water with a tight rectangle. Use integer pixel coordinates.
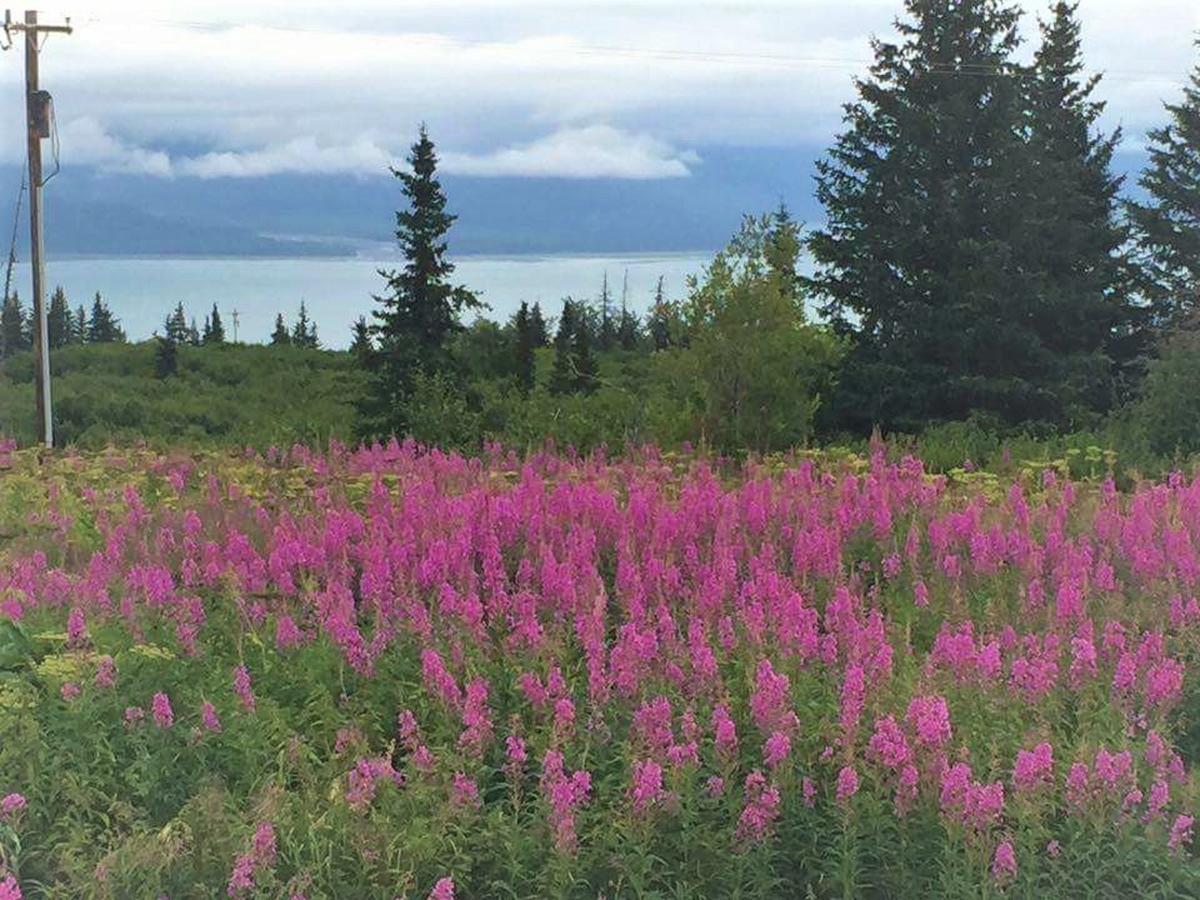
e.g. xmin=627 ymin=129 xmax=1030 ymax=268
xmin=10 ymin=253 xmax=712 ymax=348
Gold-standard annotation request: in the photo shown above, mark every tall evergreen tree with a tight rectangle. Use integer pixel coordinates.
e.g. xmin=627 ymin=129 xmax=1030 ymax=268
xmin=187 ymin=317 xmax=201 ymax=347
xmin=529 ymin=301 xmax=549 ymax=348
xmin=292 ymin=301 xmax=319 ymax=348
xmin=204 ymin=303 xmax=226 ymax=344
xmin=47 ymin=286 xmax=70 ymax=349
xmin=363 ymin=125 xmax=480 ymax=437
xmin=271 ymin=313 xmax=292 ymax=346
xmin=596 ymin=272 xmax=617 ymax=351
xmin=1 ymin=293 xmax=29 ymax=356
xmin=811 ymin=0 xmax=1085 ymax=432
xmin=1129 ymin=36 xmax=1200 ymax=331
xmin=349 ymin=316 xmax=373 ymax=363
xmin=71 ymin=304 xmax=87 ymax=344
xmin=514 ymin=301 xmax=536 ymax=394
xmin=1021 ymin=1 xmax=1132 ymax=409
xmin=154 ymin=334 xmax=178 ymax=379
xmin=550 ymin=299 xmax=578 ymax=395
xmin=572 ymin=305 xmax=598 ymax=393
xmin=88 ymin=293 xmax=124 ymax=343
xmin=765 ymin=203 xmax=803 ymax=308
xmin=617 ymin=298 xmax=640 ymax=351
xmin=649 ymin=276 xmax=672 ymax=351
xmin=165 ymin=303 xmax=189 ymax=344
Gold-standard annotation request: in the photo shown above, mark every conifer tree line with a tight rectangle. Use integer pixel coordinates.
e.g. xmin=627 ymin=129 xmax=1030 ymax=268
xmin=355 ymin=4 xmax=1200 ymax=449
xmin=1 ymin=287 xmax=125 ymax=358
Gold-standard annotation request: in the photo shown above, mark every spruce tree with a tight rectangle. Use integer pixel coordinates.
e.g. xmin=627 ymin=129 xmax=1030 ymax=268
xmin=596 ymin=272 xmax=616 ymax=351
xmin=514 ymin=301 xmax=536 ymax=394
xmin=292 ymin=301 xmax=319 ymax=348
xmin=271 ymin=313 xmax=292 ymax=346
xmin=154 ymin=334 xmax=178 ymax=379
xmin=1021 ymin=1 xmax=1132 ymax=410
xmin=187 ymin=317 xmax=201 ymax=347
xmin=572 ymin=305 xmax=598 ymax=393
xmin=71 ymin=304 xmax=87 ymax=344
xmin=1129 ymin=36 xmax=1200 ymax=331
xmin=549 ymin=299 xmax=577 ymax=395
xmin=811 ymin=0 xmax=1066 ymax=431
xmin=164 ymin=303 xmax=188 ymax=344
xmin=88 ymin=293 xmax=123 ymax=343
xmin=349 ymin=316 xmax=373 ymax=363
xmin=617 ymin=297 xmax=640 ymax=351
xmin=649 ymin=276 xmax=672 ymax=351
xmin=48 ymin=286 xmax=70 ymax=349
xmin=1 ymin=293 xmax=29 ymax=356
xmin=204 ymin=303 xmax=225 ymax=344
xmin=363 ymin=125 xmax=480 ymax=437
xmin=530 ymin=302 xmax=549 ymax=348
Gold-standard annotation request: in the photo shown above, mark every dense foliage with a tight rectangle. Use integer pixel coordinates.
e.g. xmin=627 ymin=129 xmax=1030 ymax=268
xmin=0 ymin=342 xmax=363 ymax=449
xmin=0 ymin=443 xmax=1198 ymax=898
xmin=810 ymin=0 xmax=1132 ymax=433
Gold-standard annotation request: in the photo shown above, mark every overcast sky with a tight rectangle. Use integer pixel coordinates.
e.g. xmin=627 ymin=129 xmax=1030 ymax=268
xmin=1 ymin=0 xmax=1197 ymax=182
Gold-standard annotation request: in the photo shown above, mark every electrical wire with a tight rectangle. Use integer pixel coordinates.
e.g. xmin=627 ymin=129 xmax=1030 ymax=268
xmin=3 ymin=163 xmax=26 ymax=304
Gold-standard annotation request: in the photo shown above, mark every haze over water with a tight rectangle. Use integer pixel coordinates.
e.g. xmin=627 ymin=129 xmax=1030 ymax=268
xmin=12 ymin=254 xmax=713 ymax=348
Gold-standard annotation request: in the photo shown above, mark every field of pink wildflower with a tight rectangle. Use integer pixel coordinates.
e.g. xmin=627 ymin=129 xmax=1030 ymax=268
xmin=0 ymin=438 xmax=1198 ymax=898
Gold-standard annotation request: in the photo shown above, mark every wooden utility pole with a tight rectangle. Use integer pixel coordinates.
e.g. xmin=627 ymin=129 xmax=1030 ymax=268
xmin=3 ymin=9 xmax=72 ymax=448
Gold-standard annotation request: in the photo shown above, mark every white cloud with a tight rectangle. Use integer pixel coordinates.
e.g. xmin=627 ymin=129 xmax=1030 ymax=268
xmin=440 ymin=126 xmax=698 ymax=179
xmin=174 ymin=137 xmax=394 ymax=178
xmin=3 ymin=1 xmax=1198 ymax=179
xmin=57 ymin=117 xmax=172 ymax=176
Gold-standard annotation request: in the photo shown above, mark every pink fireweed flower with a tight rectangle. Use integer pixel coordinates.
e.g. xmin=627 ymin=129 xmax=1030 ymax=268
xmin=712 ymin=704 xmax=738 ymax=759
xmin=736 ymin=770 xmax=781 ymax=844
xmin=991 ymin=840 xmax=1017 ymax=884
xmin=94 ymin=655 xmax=117 ymax=689
xmin=345 ymin=757 xmax=403 ymax=811
xmin=505 ymin=734 xmax=527 ymax=769
xmin=1013 ymin=742 xmax=1054 ymax=793
xmin=802 ymin=776 xmax=817 ymax=807
xmin=836 ymin=766 xmax=859 ymax=805
xmin=0 ymin=875 xmax=21 ymax=900
xmin=451 ymin=772 xmax=480 ymax=809
xmin=1168 ymin=814 xmax=1194 ymax=853
xmin=252 ymin=822 xmax=277 ymax=867
xmin=428 ymin=877 xmax=456 ymax=900
xmin=750 ymin=659 xmax=791 ymax=734
xmin=706 ymin=775 xmax=725 ymax=797
xmin=552 ymin=695 xmax=576 ymax=735
xmin=906 ymin=695 xmax=952 ymax=750
xmin=895 ymin=764 xmax=920 ymax=816
xmin=274 ymin=614 xmax=303 ymax=651
xmin=1 ymin=793 xmax=26 ymax=820
xmin=914 ymin=580 xmax=930 ymax=608
xmin=1065 ymin=762 xmax=1090 ymax=811
xmin=763 ymin=731 xmax=791 ymax=770
xmin=1046 ymin=840 xmax=1061 ymax=858
xmin=232 ymin=666 xmax=256 ymax=712
xmin=539 ymin=749 xmax=591 ymax=854
xmin=201 ymin=701 xmax=222 ymax=734
xmin=838 ymin=664 xmax=866 ymax=739
xmin=630 ymin=760 xmax=666 ymax=813
xmin=124 ymin=706 xmax=145 ymax=727
xmin=151 ymin=692 xmax=174 ymax=728
xmin=458 ymin=677 xmax=494 ymax=757
xmin=867 ymin=715 xmax=912 ymax=770
xmin=60 ymin=682 xmax=81 ymax=702
xmin=227 ymin=821 xmax=277 ymax=897
xmin=66 ymin=607 xmax=87 ymax=647
xmin=1145 ymin=779 xmax=1170 ymax=822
